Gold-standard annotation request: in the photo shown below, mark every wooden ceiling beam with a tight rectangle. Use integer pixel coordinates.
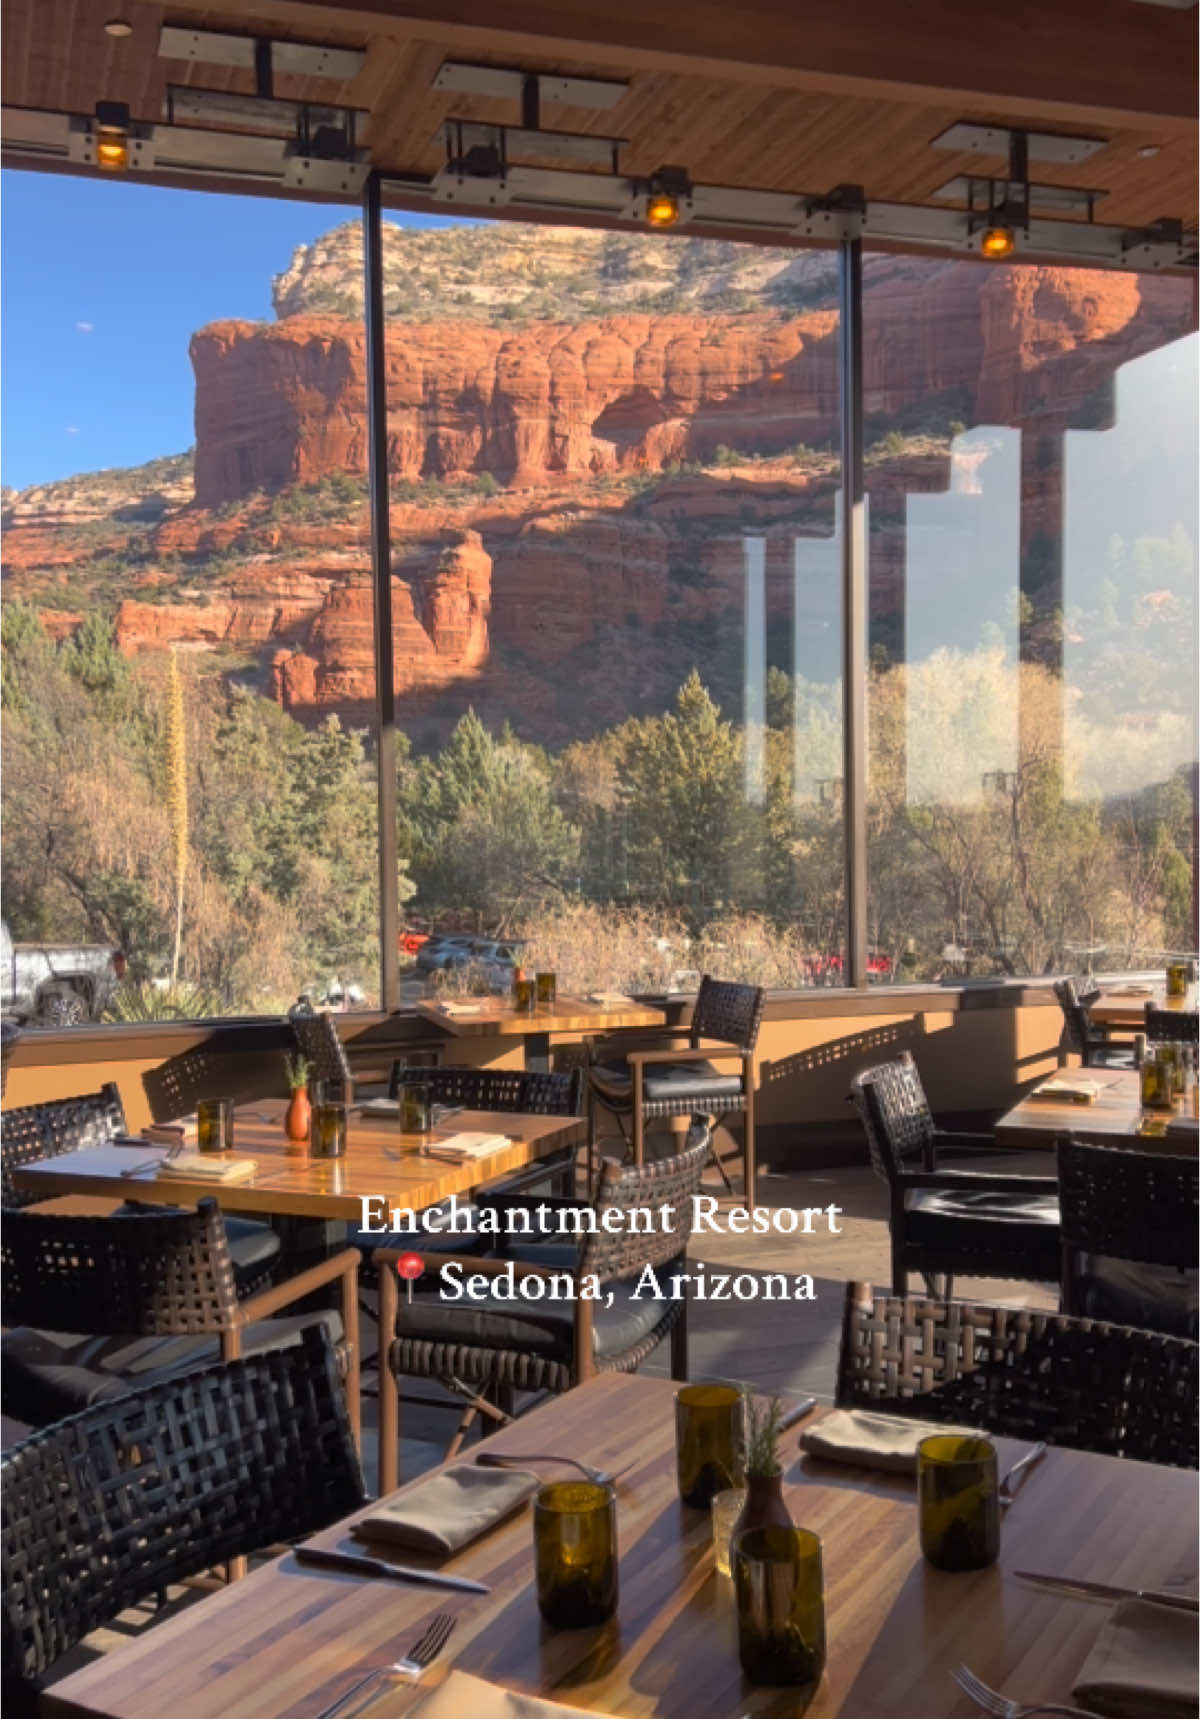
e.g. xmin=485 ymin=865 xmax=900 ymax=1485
xmin=170 ymin=0 xmax=1198 ymax=133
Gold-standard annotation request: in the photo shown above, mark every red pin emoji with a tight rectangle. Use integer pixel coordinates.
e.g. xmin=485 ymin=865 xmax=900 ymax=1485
xmin=397 ymin=1252 xmax=424 ymax=1305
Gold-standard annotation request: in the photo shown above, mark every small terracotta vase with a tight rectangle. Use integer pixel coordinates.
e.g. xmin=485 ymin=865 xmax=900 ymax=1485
xmin=284 ymin=1087 xmax=311 ymax=1143
xmin=731 ymin=1472 xmax=794 ymax=1558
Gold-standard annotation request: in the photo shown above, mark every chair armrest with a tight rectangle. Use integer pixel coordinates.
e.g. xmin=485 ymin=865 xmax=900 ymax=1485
xmin=625 ymin=1045 xmax=746 ymax=1067
xmin=372 ymin=1247 xmax=571 ymax=1283
xmin=898 ymin=1170 xmax=1059 ymax=1194
xmin=234 ymin=1247 xmax=360 ymax=1325
xmin=931 ymin=1129 xmax=1000 ymax=1151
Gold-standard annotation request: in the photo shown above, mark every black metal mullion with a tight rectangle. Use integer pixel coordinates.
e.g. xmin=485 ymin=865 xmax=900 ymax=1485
xmin=839 ymin=235 xmax=868 ymax=990
xmin=363 ymin=171 xmax=400 ymax=1013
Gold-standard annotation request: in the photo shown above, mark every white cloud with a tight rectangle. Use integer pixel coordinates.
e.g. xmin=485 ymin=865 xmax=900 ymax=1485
xmin=65 ymin=426 xmax=80 ymax=435
xmin=76 ymin=321 xmax=94 ymax=334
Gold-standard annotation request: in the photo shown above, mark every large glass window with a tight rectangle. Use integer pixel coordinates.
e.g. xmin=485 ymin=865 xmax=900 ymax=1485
xmin=864 ymin=255 xmax=1197 ymax=981
xmin=1 ymin=174 xmax=380 ymax=1022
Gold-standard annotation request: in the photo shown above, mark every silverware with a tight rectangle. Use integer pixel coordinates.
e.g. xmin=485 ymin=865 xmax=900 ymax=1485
xmin=779 ymin=1396 xmax=819 ymax=1433
xmin=1014 ymin=1570 xmax=1199 ymax=1612
xmin=474 ymin=1451 xmax=627 ymax=1487
xmin=999 ymin=1441 xmax=1047 ymax=1507
xmin=119 ymin=1141 xmax=184 ymax=1176
xmin=315 ymin=1614 xmax=457 ymax=1719
xmin=953 ymin=1662 xmax=1102 ymax=1718
xmin=293 ymin=1545 xmax=488 ymax=1594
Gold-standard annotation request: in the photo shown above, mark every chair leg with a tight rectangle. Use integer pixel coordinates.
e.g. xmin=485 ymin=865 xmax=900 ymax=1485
xmin=670 ymin=1297 xmax=689 ymax=1382
xmin=742 ymin=1070 xmax=757 ymax=1208
xmin=632 ymin=1102 xmax=645 ymax=1170
xmin=443 ymin=1377 xmax=513 ymax=1460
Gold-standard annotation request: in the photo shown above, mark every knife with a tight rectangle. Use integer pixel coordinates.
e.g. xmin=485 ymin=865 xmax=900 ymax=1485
xmin=779 ymin=1397 xmax=819 ymax=1433
xmin=293 ymin=1545 xmax=489 ymax=1594
xmin=1015 ymin=1570 xmax=1199 ymax=1612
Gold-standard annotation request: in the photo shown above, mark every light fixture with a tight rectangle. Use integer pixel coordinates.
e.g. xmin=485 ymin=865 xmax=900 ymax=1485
xmin=644 ymin=166 xmax=691 ymax=229
xmin=980 ymin=222 xmax=1016 ymax=258
xmin=104 ymin=18 xmax=133 ymax=37
xmin=94 ymin=100 xmax=130 ymax=169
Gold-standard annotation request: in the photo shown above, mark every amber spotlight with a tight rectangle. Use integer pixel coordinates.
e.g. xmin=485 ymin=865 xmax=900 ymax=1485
xmin=979 ymin=223 xmax=1016 ymax=260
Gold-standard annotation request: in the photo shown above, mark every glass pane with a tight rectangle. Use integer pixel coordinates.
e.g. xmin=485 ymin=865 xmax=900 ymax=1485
xmin=865 ymin=256 xmax=1197 ymax=982
xmin=1 ymin=173 xmax=380 ymax=1022
xmin=376 ymin=208 xmax=845 ymax=996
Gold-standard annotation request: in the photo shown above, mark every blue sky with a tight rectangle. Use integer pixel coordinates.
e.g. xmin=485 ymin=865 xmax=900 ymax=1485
xmin=1 ymin=170 xmax=457 ymax=492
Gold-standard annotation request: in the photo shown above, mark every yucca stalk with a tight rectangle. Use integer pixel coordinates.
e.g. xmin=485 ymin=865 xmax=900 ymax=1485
xmin=165 ymin=648 xmax=189 ymax=988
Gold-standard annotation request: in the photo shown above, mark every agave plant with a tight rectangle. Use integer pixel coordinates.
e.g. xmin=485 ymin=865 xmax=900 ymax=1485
xmin=283 ymin=1053 xmax=311 ymax=1092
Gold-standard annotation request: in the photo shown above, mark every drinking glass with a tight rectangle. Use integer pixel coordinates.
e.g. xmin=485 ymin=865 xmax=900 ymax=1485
xmin=734 ymin=1526 xmax=825 ymax=1689
xmin=918 ymin=1434 xmax=1000 ymax=1572
xmin=514 ymin=977 xmax=536 ymax=1014
xmin=536 ymin=971 xmax=557 ymax=1009
xmin=675 ymin=1384 xmax=744 ymax=1508
xmin=711 ymin=1485 xmax=748 ymax=1578
xmin=311 ymin=1100 xmax=347 ymax=1159
xmin=1166 ymin=962 xmax=1188 ymax=998
xmin=196 ymin=1097 xmax=233 ymax=1153
xmin=400 ymin=1078 xmax=432 ymax=1137
xmin=533 ymin=1482 xmax=618 ymax=1628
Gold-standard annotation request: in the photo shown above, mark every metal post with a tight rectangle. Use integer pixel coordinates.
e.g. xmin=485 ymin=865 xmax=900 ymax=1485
xmin=839 ymin=236 xmax=868 ymax=990
xmin=363 ymin=171 xmax=400 ymax=1013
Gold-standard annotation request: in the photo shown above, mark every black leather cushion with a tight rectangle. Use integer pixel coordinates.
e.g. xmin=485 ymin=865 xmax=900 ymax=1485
xmin=1 ymin=1309 xmax=343 ymax=1428
xmin=590 ymin=1059 xmax=743 ymax=1105
xmin=391 ymin=1264 xmax=674 ymax=1362
xmin=224 ymin=1217 xmax=283 ymax=1282
xmin=348 ymin=1201 xmax=488 ymax=1260
xmin=1071 ymin=1257 xmax=1199 ymax=1340
xmin=906 ymin=1187 xmax=1060 ymax=1231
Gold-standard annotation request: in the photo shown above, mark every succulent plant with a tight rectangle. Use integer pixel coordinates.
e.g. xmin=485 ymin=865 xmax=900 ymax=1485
xmin=743 ymin=1391 xmax=786 ymax=1479
xmin=283 ymin=1052 xmax=311 ymax=1092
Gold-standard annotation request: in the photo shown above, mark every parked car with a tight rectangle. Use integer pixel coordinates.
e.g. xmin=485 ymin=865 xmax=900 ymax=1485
xmin=399 ymin=927 xmax=430 ymax=957
xmin=415 ymin=934 xmax=476 ymax=974
xmin=468 ymin=940 xmax=525 ymax=989
xmin=0 ymin=918 xmax=126 ymax=1026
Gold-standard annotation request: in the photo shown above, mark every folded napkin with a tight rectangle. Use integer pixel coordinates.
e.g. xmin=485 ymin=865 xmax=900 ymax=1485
xmin=359 ymin=1097 xmax=401 ymax=1116
xmin=1106 ymin=985 xmax=1155 ymax=997
xmin=426 ymin=1132 xmax=509 ymax=1164
xmin=1037 ymin=1076 xmax=1104 ymax=1103
xmin=588 ymin=991 xmax=635 ymax=1007
xmin=434 ymin=1001 xmax=484 ymax=1017
xmin=155 ymin=1152 xmax=258 ymax=1184
xmin=410 ymin=1672 xmax=600 ymax=1719
xmin=1073 ymin=1598 xmax=1199 ymax=1719
xmin=800 ymin=1409 xmax=979 ymax=1474
xmin=146 ymin=1117 xmax=199 ymax=1147
xmin=352 ymin=1464 xmax=538 ymax=1555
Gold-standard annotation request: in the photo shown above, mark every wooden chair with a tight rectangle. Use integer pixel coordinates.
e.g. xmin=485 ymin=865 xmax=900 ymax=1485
xmin=1 ymin=1329 xmax=364 ymax=1711
xmin=849 ymin=1052 xmax=1060 ymax=1296
xmin=0 ymin=1200 xmax=360 ymax=1446
xmin=375 ymin=1119 xmax=712 ymax=1492
xmin=836 ymin=1280 xmax=1198 ymax=1469
xmin=1 ymin=1083 xmax=281 ymax=1296
xmin=587 ymin=975 xmax=763 ymax=1201
xmin=1057 ymin=1137 xmax=1198 ymax=1339
xmin=1052 ymin=977 xmax=1134 ymax=1067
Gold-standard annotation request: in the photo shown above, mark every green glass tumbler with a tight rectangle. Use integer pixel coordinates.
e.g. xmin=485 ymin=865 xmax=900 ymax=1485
xmin=513 ymin=977 xmax=536 ymax=1014
xmin=196 ymin=1097 xmax=233 ymax=1153
xmin=918 ymin=1434 xmax=1000 ymax=1572
xmin=1166 ymin=962 xmax=1188 ymax=998
xmin=536 ymin=971 xmax=557 ymax=1008
xmin=534 ymin=1482 xmax=618 ymax=1629
xmin=675 ymin=1384 xmax=745 ymax=1508
xmin=311 ymin=1100 xmax=347 ymax=1159
xmin=400 ymin=1079 xmax=432 ymax=1136
xmin=734 ymin=1526 xmax=826 ymax=1690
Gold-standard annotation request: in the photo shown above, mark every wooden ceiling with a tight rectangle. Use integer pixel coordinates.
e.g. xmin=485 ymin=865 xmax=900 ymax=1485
xmin=2 ymin=0 xmax=1196 ymax=239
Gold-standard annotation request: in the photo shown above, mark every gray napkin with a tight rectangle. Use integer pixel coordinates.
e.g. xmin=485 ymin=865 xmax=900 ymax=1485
xmin=352 ymin=1464 xmax=538 ymax=1555
xmin=1073 ymin=1598 xmax=1199 ymax=1719
xmin=365 ymin=1670 xmax=601 ymax=1719
xmin=800 ymin=1408 xmax=979 ymax=1474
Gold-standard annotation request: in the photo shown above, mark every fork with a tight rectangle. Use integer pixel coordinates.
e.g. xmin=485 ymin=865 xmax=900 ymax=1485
xmin=315 ymin=1614 xmax=456 ymax=1719
xmin=474 ymin=1451 xmax=626 ymax=1486
xmin=998 ymin=1441 xmax=1047 ymax=1508
xmin=953 ymin=1663 xmax=1102 ymax=1718
xmin=119 ymin=1140 xmax=185 ymax=1176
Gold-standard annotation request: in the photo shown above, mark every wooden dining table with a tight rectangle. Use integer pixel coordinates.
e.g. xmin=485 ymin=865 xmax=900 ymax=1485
xmin=416 ymin=994 xmax=666 ymax=1072
xmin=40 ymin=1372 xmax=1198 ymax=1719
xmin=1089 ymin=982 xmax=1199 ymax=1029
xmin=995 ymin=1068 xmax=1199 ymax=1155
xmin=9 ymin=1098 xmax=586 ymax=1224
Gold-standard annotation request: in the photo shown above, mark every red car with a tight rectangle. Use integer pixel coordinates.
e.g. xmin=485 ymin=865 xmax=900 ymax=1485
xmin=399 ymin=929 xmax=430 ymax=956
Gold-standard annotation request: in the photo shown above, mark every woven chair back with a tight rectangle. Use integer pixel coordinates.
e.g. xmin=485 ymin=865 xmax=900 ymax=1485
xmin=1 ymin=1083 xmax=126 ymax=1208
xmin=1 ymin=1327 xmax=364 ymax=1691
xmin=579 ymin=1120 xmax=712 ymax=1283
xmin=690 ymin=976 xmax=765 ymax=1053
xmin=390 ymin=1064 xmax=581 ymax=1115
xmin=1057 ymin=1138 xmax=1199 ymax=1271
xmin=292 ymin=1009 xmax=354 ymax=1087
xmin=1053 ymin=977 xmax=1092 ymax=1056
xmin=1144 ymin=1004 xmax=1199 ymax=1046
xmin=848 ymin=1052 xmax=933 ymax=1185
xmin=836 ymin=1282 xmax=1198 ymax=1470
xmin=0 ymin=1199 xmax=240 ymax=1335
